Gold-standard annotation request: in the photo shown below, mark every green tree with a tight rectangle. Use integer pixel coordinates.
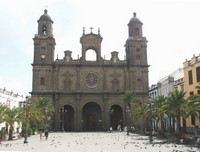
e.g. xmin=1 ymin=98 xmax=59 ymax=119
xmin=121 ymin=91 xmax=141 ymax=131
xmin=29 ymin=97 xmax=55 ymax=132
xmin=3 ymin=106 xmax=22 ymax=140
xmin=0 ymin=103 xmax=7 ymax=123
xmin=27 ymin=101 xmax=44 ymax=134
xmin=121 ymin=91 xmax=139 ymax=108
xmin=166 ymin=89 xmax=186 ymax=134
xmin=34 ymin=97 xmax=54 ymax=115
xmin=186 ymin=94 xmax=200 ymax=120
xmin=133 ymin=103 xmax=148 ymax=134
xmin=152 ymin=96 xmax=168 ymax=135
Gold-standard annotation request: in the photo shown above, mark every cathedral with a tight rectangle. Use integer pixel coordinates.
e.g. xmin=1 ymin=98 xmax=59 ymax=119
xmin=31 ymin=10 xmax=149 ymax=131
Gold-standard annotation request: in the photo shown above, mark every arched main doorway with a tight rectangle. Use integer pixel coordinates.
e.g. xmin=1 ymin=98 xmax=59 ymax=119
xmin=59 ymin=105 xmax=74 ymax=131
xmin=110 ymin=105 xmax=123 ymax=130
xmin=82 ymin=102 xmax=102 ymax=131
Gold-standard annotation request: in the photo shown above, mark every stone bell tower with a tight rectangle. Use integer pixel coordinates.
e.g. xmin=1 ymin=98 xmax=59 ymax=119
xmin=125 ymin=12 xmax=148 ymax=67
xmin=124 ymin=12 xmax=149 ymax=93
xmin=32 ymin=10 xmax=56 ymax=93
xmin=33 ymin=9 xmax=56 ymax=65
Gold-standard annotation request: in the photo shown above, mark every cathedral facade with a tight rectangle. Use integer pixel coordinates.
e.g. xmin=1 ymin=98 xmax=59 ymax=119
xmin=31 ymin=10 xmax=149 ymax=131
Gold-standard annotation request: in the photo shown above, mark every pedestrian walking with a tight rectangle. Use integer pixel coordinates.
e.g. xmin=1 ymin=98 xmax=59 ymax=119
xmin=39 ymin=131 xmax=43 ymax=140
xmin=44 ymin=130 xmax=49 ymax=140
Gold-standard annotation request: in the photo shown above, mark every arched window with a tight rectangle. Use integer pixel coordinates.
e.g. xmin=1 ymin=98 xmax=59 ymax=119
xmin=64 ymin=79 xmax=71 ymax=91
xmin=40 ymin=77 xmax=45 ymax=85
xmin=86 ymin=49 xmax=97 ymax=61
xmin=136 ymin=55 xmax=141 ymax=64
xmin=136 ymin=48 xmax=141 ymax=64
xmin=42 ymin=25 xmax=47 ymax=35
xmin=113 ymin=79 xmax=119 ymax=91
xmin=137 ymin=78 xmax=142 ymax=87
xmin=135 ymin=28 xmax=139 ymax=36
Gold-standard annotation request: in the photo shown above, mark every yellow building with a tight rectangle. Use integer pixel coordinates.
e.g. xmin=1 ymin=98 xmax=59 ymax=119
xmin=183 ymin=54 xmax=200 ymax=133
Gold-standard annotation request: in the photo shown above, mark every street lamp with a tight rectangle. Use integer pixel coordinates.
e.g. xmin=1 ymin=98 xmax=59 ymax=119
xmin=45 ymin=107 xmax=48 ymax=130
xmin=126 ymin=106 xmax=130 ymax=135
xmin=20 ymin=96 xmax=30 ymax=144
xmin=59 ymin=106 xmax=67 ymax=132
xmin=108 ymin=108 xmax=114 ymax=132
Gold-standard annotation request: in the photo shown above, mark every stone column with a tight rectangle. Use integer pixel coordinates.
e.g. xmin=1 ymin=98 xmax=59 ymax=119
xmin=75 ymin=94 xmax=81 ymax=131
xmin=53 ymin=94 xmax=60 ymax=131
xmin=103 ymin=94 xmax=109 ymax=131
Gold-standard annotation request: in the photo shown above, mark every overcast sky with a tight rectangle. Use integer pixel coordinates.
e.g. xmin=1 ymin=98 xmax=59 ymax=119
xmin=1 ymin=0 xmax=200 ymax=98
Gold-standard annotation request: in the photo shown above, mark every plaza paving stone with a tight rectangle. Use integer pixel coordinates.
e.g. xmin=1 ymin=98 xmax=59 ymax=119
xmin=0 ymin=132 xmax=199 ymax=152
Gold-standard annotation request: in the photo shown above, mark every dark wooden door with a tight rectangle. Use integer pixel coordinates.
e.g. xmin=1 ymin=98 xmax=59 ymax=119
xmin=86 ymin=114 xmax=96 ymax=131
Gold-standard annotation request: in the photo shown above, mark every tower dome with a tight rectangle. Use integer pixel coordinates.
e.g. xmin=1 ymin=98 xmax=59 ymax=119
xmin=128 ymin=12 xmax=142 ymax=25
xmin=38 ymin=9 xmax=53 ymax=23
xmin=127 ymin=12 xmax=143 ymax=37
xmin=37 ymin=9 xmax=54 ymax=36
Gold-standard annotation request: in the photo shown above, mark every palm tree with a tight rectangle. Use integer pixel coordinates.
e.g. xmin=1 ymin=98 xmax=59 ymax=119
xmin=29 ymin=97 xmax=55 ymax=132
xmin=167 ymin=89 xmax=186 ymax=134
xmin=0 ymin=103 xmax=7 ymax=123
xmin=186 ymin=94 xmax=200 ymax=122
xmin=153 ymin=95 xmax=168 ymax=135
xmin=35 ymin=97 xmax=54 ymax=115
xmin=191 ymin=85 xmax=200 ymax=123
xmin=121 ymin=90 xmax=139 ymax=108
xmin=121 ymin=91 xmax=140 ymax=132
xmin=27 ymin=101 xmax=44 ymax=133
xmin=3 ymin=106 xmax=22 ymax=140
xmin=133 ymin=103 xmax=148 ymax=134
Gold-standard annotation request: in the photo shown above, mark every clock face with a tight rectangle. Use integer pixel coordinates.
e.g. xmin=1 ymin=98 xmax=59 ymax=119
xmin=84 ymin=72 xmax=99 ymax=88
xmin=41 ymin=54 xmax=46 ymax=59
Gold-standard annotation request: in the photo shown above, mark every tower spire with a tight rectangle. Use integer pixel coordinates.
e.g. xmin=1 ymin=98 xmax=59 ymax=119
xmin=98 ymin=27 xmax=100 ymax=35
xmin=44 ymin=9 xmax=48 ymax=14
xmin=83 ymin=27 xmax=85 ymax=35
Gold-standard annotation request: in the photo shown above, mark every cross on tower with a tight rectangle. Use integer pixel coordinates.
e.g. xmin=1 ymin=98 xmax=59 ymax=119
xmin=90 ymin=27 xmax=93 ymax=33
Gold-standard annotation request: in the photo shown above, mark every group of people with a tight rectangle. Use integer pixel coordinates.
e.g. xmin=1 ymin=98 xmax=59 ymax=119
xmin=39 ymin=130 xmax=49 ymax=140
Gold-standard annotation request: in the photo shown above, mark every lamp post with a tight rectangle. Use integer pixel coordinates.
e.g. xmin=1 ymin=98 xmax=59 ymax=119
xmin=20 ymin=96 xmax=30 ymax=144
xmin=126 ymin=106 xmax=130 ymax=135
xmin=59 ymin=106 xmax=67 ymax=132
xmin=108 ymin=108 xmax=114 ymax=132
xmin=45 ymin=107 xmax=48 ymax=130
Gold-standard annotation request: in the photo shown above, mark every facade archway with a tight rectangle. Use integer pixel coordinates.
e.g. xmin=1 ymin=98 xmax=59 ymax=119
xmin=85 ymin=49 xmax=97 ymax=61
xmin=110 ymin=105 xmax=123 ymax=130
xmin=82 ymin=102 xmax=102 ymax=131
xmin=59 ymin=105 xmax=74 ymax=131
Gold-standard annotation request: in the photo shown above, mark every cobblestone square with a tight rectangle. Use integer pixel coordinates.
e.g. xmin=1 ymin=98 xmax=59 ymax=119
xmin=0 ymin=132 xmax=199 ymax=152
